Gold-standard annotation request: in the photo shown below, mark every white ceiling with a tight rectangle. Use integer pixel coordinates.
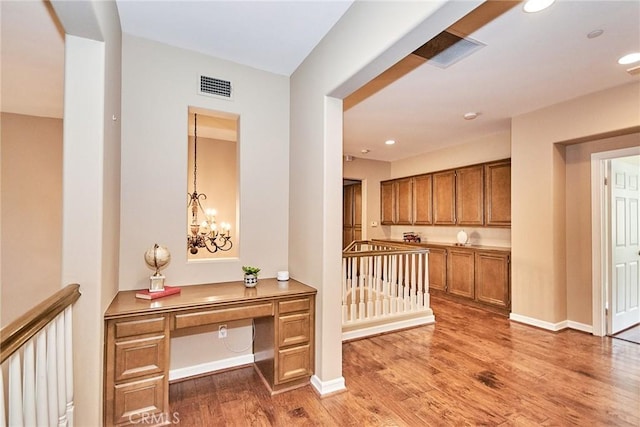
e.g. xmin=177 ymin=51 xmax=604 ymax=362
xmin=115 ymin=0 xmax=354 ymax=76
xmin=3 ymin=1 xmax=639 ymax=163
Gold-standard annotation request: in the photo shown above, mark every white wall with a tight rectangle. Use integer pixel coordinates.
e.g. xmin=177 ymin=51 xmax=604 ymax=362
xmin=50 ymin=1 xmax=122 ymax=424
xmin=120 ymin=34 xmax=290 ymax=289
xmin=290 ymin=0 xmax=482 ymax=391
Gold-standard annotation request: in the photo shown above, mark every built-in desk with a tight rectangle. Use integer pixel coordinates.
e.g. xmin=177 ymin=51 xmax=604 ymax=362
xmin=103 ymin=279 xmax=316 ymax=426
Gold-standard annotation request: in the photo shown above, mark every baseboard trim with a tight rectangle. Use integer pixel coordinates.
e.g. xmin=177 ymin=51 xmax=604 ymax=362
xmin=567 ymin=321 xmax=593 ymax=334
xmin=510 ymin=313 xmax=593 ymax=334
xmin=169 ymin=354 xmax=255 ymax=381
xmin=310 ymin=375 xmax=346 ymax=396
xmin=342 ymin=315 xmax=435 ymax=341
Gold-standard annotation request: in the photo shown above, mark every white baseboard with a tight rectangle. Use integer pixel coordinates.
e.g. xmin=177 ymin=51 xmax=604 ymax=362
xmin=567 ymin=321 xmax=593 ymax=334
xmin=342 ymin=315 xmax=435 ymax=341
xmin=169 ymin=354 xmax=254 ymax=381
xmin=510 ymin=313 xmax=593 ymax=333
xmin=310 ymin=375 xmax=346 ymax=396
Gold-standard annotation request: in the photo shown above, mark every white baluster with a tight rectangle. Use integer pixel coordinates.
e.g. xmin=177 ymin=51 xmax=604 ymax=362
xmin=23 ymin=339 xmax=37 ymax=426
xmin=8 ymin=352 xmax=24 ymax=426
xmin=65 ymin=306 xmax=74 ymax=427
xmin=366 ymin=256 xmax=374 ymax=318
xmin=342 ymin=258 xmax=348 ymax=324
xmin=375 ymin=255 xmax=382 ymax=317
xmin=36 ymin=329 xmax=49 ymax=425
xmin=47 ymin=322 xmax=59 ymax=427
xmin=390 ymin=254 xmax=397 ymax=315
xmin=0 ymin=367 xmax=5 ymax=427
xmin=350 ymin=257 xmax=356 ymax=322
xmin=424 ymin=252 xmax=430 ymax=308
xmin=56 ymin=313 xmax=68 ymax=427
xmin=358 ymin=256 xmax=365 ymax=320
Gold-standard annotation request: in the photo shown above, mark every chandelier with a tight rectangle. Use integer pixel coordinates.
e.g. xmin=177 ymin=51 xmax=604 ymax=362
xmin=187 ymin=113 xmax=233 ymax=254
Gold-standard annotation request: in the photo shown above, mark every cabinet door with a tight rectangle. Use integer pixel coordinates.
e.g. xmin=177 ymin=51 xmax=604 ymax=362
xmin=485 ymin=161 xmax=511 ymax=226
xmin=380 ymin=181 xmax=395 ymax=225
xmin=433 ymin=170 xmax=456 ymax=225
xmin=456 ymin=165 xmax=484 ymax=225
xmin=447 ymin=248 xmax=475 ymax=299
xmin=413 ymin=175 xmax=433 ymax=225
xmin=475 ymin=251 xmax=510 ymax=308
xmin=427 ymin=247 xmax=447 ymax=291
xmin=396 ymin=178 xmax=413 ymax=225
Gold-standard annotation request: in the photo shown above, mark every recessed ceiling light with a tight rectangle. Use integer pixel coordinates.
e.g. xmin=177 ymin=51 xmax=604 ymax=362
xmin=587 ymin=29 xmax=604 ymax=39
xmin=618 ymin=53 xmax=640 ymax=65
xmin=463 ymin=112 xmax=478 ymax=120
xmin=523 ymin=0 xmax=555 ymax=13
xmin=385 ymin=140 xmax=396 ymax=145
xmin=361 ymin=149 xmax=370 ymax=154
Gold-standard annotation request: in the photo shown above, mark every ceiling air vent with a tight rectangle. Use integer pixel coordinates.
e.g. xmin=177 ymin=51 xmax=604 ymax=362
xmin=199 ymin=75 xmax=233 ymax=99
xmin=412 ymin=30 xmax=485 ymax=69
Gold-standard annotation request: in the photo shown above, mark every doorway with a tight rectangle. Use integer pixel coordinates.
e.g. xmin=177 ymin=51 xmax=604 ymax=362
xmin=343 ymin=180 xmax=362 ymax=249
xmin=591 ymin=147 xmax=640 ymax=338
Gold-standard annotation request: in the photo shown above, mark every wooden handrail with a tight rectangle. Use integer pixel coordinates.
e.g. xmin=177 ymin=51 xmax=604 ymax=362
xmin=343 ymin=239 xmax=429 ymax=258
xmin=1 ymin=283 xmax=80 ymax=363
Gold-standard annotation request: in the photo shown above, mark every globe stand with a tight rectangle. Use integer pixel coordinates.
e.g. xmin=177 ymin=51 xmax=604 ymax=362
xmin=149 ymin=273 xmax=165 ymax=292
xmin=144 ymin=243 xmax=171 ymax=293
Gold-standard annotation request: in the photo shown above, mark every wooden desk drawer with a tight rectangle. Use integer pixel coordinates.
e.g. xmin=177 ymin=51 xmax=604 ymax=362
xmin=113 ymin=375 xmax=165 ymax=425
xmin=279 ymin=298 xmax=310 ymax=314
xmin=278 ymin=313 xmax=310 ymax=347
xmin=174 ymin=303 xmax=273 ymax=329
xmin=115 ymin=317 xmax=166 ymax=339
xmin=277 ymin=344 xmax=311 ymax=384
xmin=115 ymin=335 xmax=166 ymax=382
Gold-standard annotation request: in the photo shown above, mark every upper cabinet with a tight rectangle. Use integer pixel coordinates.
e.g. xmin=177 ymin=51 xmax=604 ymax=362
xmin=433 ymin=171 xmax=456 ymax=225
xmin=381 ymin=178 xmax=413 ymax=225
xmin=413 ymin=174 xmax=433 ymax=225
xmin=380 ymin=159 xmax=511 ymax=228
xmin=456 ymin=165 xmax=484 ymax=226
xmin=484 ymin=160 xmax=511 ymax=227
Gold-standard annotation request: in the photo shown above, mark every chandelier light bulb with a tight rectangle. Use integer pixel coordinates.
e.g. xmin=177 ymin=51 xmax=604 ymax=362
xmin=523 ymin=0 xmax=555 ymax=13
xmin=618 ymin=52 xmax=640 ymax=65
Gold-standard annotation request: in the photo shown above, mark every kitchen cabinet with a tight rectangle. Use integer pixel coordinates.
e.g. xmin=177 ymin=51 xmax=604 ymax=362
xmin=427 ymin=247 xmax=447 ymax=292
xmin=433 ymin=170 xmax=456 ymax=225
xmin=381 ymin=181 xmax=395 ymax=225
xmin=475 ymin=251 xmax=510 ymax=308
xmin=447 ymin=248 xmax=475 ymax=299
xmin=456 ymin=165 xmax=484 ymax=225
xmin=413 ymin=174 xmax=433 ymax=225
xmin=485 ymin=160 xmax=511 ymax=226
xmin=380 ymin=178 xmax=413 ymax=225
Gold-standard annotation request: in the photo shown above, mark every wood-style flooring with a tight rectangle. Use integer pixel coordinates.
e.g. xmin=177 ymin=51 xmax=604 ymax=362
xmin=170 ymin=295 xmax=640 ymax=426
xmin=613 ymin=323 xmax=640 ymax=345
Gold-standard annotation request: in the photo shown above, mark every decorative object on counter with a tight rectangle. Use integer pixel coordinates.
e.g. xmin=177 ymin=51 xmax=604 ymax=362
xmin=403 ymin=232 xmax=421 ymax=243
xmin=187 ymin=112 xmax=233 ymax=255
xmin=242 ymin=266 xmax=261 ymax=288
xmin=456 ymin=230 xmax=469 ymax=246
xmin=277 ymin=271 xmax=289 ymax=281
xmin=135 ymin=285 xmax=181 ymax=300
xmin=144 ymin=243 xmax=171 ymax=292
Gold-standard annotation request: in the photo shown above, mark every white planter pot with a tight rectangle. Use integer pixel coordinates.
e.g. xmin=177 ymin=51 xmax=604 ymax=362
xmin=244 ymin=274 xmax=258 ymax=288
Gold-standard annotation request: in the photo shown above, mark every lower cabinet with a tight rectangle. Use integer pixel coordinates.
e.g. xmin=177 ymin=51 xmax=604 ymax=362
xmin=425 ymin=244 xmax=510 ymax=313
xmin=475 ymin=251 xmax=510 ymax=309
xmin=447 ymin=248 xmax=475 ymax=299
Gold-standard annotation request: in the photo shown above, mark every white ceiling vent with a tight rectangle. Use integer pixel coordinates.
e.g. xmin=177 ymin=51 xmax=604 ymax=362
xmin=198 ymin=75 xmax=233 ymax=100
xmin=412 ymin=30 xmax=485 ymax=69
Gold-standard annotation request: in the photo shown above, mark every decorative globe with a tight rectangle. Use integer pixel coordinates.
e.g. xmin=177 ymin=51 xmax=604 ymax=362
xmin=144 ymin=244 xmax=171 ymax=275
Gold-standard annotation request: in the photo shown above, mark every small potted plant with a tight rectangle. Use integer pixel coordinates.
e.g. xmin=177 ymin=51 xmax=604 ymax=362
xmin=242 ymin=266 xmax=261 ymax=288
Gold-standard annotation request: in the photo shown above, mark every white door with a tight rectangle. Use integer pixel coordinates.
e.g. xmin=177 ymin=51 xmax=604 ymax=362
xmin=608 ymin=157 xmax=640 ymax=334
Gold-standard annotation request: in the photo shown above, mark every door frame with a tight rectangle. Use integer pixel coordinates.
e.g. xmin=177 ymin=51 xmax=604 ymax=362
xmin=591 ymin=146 xmax=640 ymax=336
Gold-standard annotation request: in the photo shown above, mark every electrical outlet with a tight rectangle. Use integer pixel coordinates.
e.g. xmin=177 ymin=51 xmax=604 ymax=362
xmin=218 ymin=325 xmax=227 ymax=339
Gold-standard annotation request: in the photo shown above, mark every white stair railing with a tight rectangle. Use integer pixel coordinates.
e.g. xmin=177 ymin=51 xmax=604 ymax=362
xmin=1 ymin=284 xmax=80 ymax=427
xmin=342 ymin=241 xmax=433 ymax=339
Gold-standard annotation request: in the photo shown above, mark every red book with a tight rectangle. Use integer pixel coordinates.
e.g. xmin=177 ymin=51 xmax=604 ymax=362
xmin=135 ymin=285 xmax=181 ymax=300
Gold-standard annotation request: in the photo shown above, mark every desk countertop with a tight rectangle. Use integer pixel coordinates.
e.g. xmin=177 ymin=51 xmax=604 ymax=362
xmin=104 ymin=279 xmax=316 ymax=319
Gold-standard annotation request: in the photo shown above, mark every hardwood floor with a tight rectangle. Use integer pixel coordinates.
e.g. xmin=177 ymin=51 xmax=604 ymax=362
xmin=170 ymin=296 xmax=640 ymax=426
xmin=613 ymin=323 xmax=640 ymax=345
